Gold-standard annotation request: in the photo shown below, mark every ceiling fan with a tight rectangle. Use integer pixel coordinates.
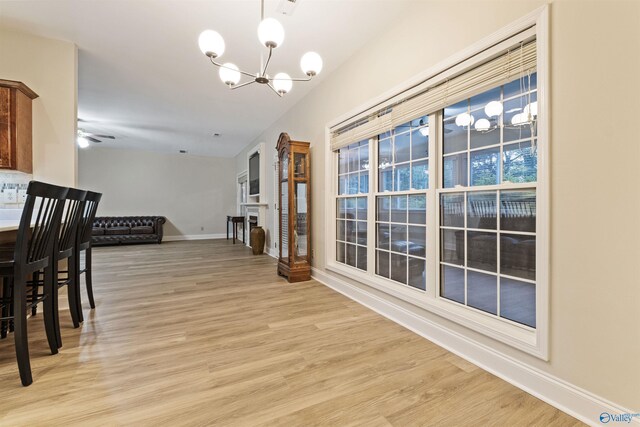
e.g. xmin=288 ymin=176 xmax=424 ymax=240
xmin=76 ymin=119 xmax=115 ymax=148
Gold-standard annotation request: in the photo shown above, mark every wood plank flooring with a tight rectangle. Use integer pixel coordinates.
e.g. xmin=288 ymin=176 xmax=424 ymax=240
xmin=0 ymin=240 xmax=582 ymax=426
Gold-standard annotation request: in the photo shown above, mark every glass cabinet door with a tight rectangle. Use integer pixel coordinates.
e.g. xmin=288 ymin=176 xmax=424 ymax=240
xmin=294 ymin=182 xmax=308 ymax=261
xmin=280 ymin=152 xmax=289 ymax=260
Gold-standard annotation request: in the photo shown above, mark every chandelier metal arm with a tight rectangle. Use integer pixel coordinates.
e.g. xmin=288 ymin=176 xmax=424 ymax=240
xmin=267 ymin=83 xmax=284 ymax=97
xmin=209 ymin=56 xmax=256 ymax=79
xmin=230 ymin=80 xmax=257 ymax=90
xmin=261 ymin=47 xmax=273 ymax=77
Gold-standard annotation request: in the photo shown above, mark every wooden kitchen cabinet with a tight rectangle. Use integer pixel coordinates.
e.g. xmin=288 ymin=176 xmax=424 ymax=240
xmin=0 ymin=79 xmax=38 ymax=173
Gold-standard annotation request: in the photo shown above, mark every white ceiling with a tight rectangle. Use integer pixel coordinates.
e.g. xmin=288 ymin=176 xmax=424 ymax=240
xmin=0 ymin=0 xmax=415 ymax=158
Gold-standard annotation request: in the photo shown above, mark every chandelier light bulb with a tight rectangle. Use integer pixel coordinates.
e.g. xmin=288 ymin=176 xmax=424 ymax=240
xmin=273 ymin=73 xmax=292 ymax=94
xmin=77 ymin=136 xmax=90 ymax=149
xmin=258 ymin=18 xmax=285 ymax=48
xmin=474 ymin=118 xmax=491 ymax=131
xmin=484 ymin=101 xmax=503 ymax=117
xmin=219 ymin=63 xmax=241 ymax=86
xmin=524 ymin=101 xmax=538 ymax=118
xmin=198 ymin=30 xmax=225 ymax=58
xmin=300 ymin=52 xmax=323 ymax=76
xmin=455 ymin=112 xmax=474 ymax=127
xmin=511 ymin=113 xmax=528 ymax=126
xmin=419 ymin=126 xmax=430 ymax=137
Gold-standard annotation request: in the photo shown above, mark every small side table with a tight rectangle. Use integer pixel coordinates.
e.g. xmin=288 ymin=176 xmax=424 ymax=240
xmin=226 ymin=216 xmax=245 ymax=244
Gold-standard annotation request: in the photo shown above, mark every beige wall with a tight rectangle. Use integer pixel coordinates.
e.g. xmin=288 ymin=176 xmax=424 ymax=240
xmin=234 ymin=0 xmax=640 ymax=411
xmin=0 ymin=28 xmax=78 ymax=186
xmin=79 ymin=146 xmax=236 ymax=237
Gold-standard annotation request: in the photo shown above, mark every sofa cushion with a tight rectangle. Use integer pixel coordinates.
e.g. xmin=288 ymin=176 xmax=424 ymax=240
xmin=105 ymin=226 xmax=130 ymax=235
xmin=92 ymin=227 xmax=105 ymax=236
xmin=131 ymin=225 xmax=154 ymax=235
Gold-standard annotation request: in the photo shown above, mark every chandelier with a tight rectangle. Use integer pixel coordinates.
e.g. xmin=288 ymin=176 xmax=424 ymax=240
xmin=198 ymin=0 xmax=323 ymax=97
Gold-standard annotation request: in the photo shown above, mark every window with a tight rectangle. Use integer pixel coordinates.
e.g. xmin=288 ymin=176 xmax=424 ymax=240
xmin=440 ymin=73 xmax=538 ymax=328
xmin=375 ymin=116 xmax=429 ymax=290
xmin=336 ymin=140 xmax=369 ymax=271
xmin=327 ymin=22 xmax=547 ymax=357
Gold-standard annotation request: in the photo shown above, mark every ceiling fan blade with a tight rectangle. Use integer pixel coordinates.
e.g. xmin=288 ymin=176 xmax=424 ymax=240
xmin=92 ymin=134 xmax=115 ymax=139
xmin=87 ymin=136 xmax=102 ymax=143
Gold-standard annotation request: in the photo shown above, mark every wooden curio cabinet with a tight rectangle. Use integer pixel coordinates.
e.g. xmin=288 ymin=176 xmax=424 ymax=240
xmin=277 ymin=132 xmax=311 ymax=282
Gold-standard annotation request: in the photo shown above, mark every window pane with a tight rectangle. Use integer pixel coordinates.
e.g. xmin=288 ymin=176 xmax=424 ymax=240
xmin=504 ymin=73 xmax=537 ymax=99
xmin=440 ymin=229 xmax=464 ymax=265
xmin=357 ymin=197 xmax=367 ymax=220
xmin=408 ymin=257 xmax=426 ymax=290
xmin=443 ymin=118 xmax=467 ymax=154
xmin=500 ymin=277 xmax=536 ymax=328
xmin=394 ymin=164 xmax=410 ymax=191
xmin=469 ymin=87 xmax=501 ymax=112
xmin=336 ymin=220 xmax=345 ymax=241
xmin=501 ymin=235 xmax=536 ymax=280
xmin=336 ymin=242 xmax=345 ymax=263
xmin=348 ymin=147 xmax=359 ymax=173
xmin=408 ymin=226 xmax=426 ymax=258
xmin=467 ymin=270 xmax=497 ymax=315
xmin=470 ymin=147 xmax=499 ymax=186
xmin=338 ymin=175 xmax=346 ymax=195
xmin=390 ymin=224 xmax=408 ymax=254
xmin=444 ymin=99 xmax=467 ymax=121
xmin=411 ymin=129 xmax=429 ymax=160
xmin=377 ymin=196 xmax=390 ymax=222
xmin=356 ymin=221 xmax=367 ymax=246
xmin=470 ymin=108 xmax=500 ymax=149
xmin=411 ymin=160 xmax=428 ymax=190
xmin=346 ymin=243 xmax=357 ymax=267
xmin=377 ymin=223 xmax=390 ymax=249
xmin=501 ymin=190 xmax=536 ymax=232
xmin=503 ymin=141 xmax=537 ymax=183
xmin=467 ymin=231 xmax=497 ymax=272
xmin=338 ymin=149 xmax=348 ymax=175
xmin=408 ymin=195 xmax=426 ymax=224
xmin=503 ymin=93 xmax=537 ymax=142
xmin=359 ymin=172 xmax=369 ymax=193
xmin=394 ymin=132 xmax=411 ymax=163
xmin=345 ymin=198 xmax=356 ymax=219
xmin=390 ymin=253 xmax=407 ymax=284
xmin=345 ymin=220 xmax=357 ymax=243
xmin=390 ymin=195 xmax=407 ymax=223
xmin=443 ymin=153 xmax=468 ymax=188
xmin=467 ymin=191 xmax=497 ymax=229
xmin=356 ymin=246 xmax=367 ymax=271
xmin=347 ymin=173 xmax=359 ymax=195
xmin=377 ymin=250 xmax=390 ymax=278
xmin=337 ymin=198 xmax=346 ymax=219
xmin=359 ymin=144 xmax=369 ymax=171
xmin=379 ymin=169 xmax=393 ymax=192
xmin=440 ymin=193 xmax=464 ymax=227
xmin=441 ymin=265 xmax=464 ymax=304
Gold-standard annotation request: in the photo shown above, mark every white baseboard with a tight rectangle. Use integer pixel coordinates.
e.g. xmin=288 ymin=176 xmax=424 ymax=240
xmin=267 ymin=247 xmax=278 ymax=259
xmin=311 ymin=267 xmax=638 ymax=427
xmin=163 ymin=233 xmax=226 ymax=242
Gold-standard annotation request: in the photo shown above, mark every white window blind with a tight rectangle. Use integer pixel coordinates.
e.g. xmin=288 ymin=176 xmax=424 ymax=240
xmin=330 ymin=37 xmax=536 ymax=151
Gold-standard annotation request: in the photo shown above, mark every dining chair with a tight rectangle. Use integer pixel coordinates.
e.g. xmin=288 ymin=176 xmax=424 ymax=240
xmin=31 ymin=188 xmax=87 ymax=348
xmin=74 ymin=190 xmax=102 ymax=321
xmin=0 ymin=181 xmax=68 ymax=386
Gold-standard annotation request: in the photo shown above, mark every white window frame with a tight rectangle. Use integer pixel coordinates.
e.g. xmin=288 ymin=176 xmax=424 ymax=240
xmin=324 ymin=6 xmax=549 ymax=359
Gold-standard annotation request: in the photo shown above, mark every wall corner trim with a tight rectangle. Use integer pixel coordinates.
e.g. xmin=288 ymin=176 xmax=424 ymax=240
xmin=310 ymin=267 xmax=638 ymax=427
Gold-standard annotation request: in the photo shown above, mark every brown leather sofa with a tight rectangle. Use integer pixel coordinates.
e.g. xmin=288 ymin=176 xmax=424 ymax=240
xmin=92 ymin=216 xmax=166 ymax=246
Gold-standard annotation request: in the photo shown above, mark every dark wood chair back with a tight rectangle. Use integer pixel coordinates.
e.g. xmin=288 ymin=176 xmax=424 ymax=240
xmin=14 ymin=181 xmax=69 ymax=273
xmin=57 ymin=188 xmax=87 ymax=258
xmin=78 ymin=191 xmax=102 ymax=248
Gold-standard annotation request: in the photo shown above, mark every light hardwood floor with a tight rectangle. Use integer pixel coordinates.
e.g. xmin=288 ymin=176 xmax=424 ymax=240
xmin=0 ymin=240 xmax=582 ymax=426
